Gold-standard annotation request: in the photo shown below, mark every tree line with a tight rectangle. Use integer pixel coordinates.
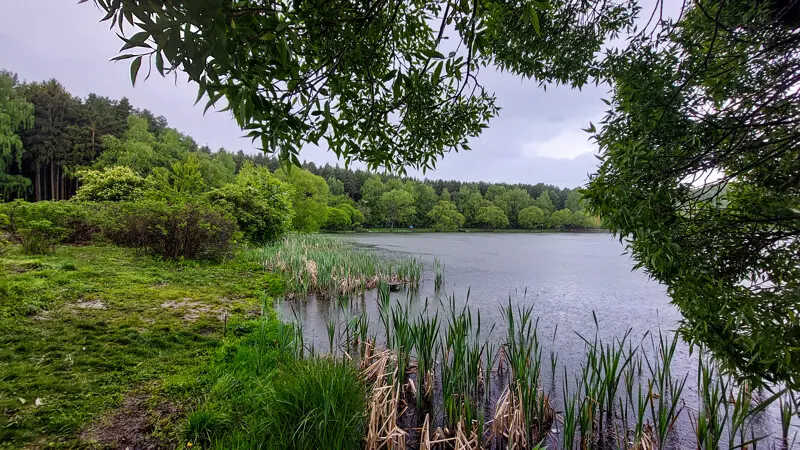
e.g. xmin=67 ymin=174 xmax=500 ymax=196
xmin=0 ymin=71 xmax=599 ymax=232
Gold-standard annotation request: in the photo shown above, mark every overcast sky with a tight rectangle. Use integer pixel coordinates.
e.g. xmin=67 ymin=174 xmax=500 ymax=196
xmin=0 ymin=1 xmax=620 ymax=188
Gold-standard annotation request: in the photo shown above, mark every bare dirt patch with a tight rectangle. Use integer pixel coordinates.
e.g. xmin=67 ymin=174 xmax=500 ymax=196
xmin=82 ymin=393 xmax=179 ymax=450
xmin=70 ymin=299 xmax=108 ymax=310
xmin=160 ymin=298 xmax=227 ymax=322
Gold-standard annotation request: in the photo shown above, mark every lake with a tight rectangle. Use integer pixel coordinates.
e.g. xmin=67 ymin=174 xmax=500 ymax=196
xmin=277 ymin=232 xmax=789 ymax=446
xmin=281 ymin=232 xmax=691 ymax=371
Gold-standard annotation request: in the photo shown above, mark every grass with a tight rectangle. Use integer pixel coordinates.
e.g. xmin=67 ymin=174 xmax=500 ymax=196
xmin=0 ymin=243 xmax=280 ymax=449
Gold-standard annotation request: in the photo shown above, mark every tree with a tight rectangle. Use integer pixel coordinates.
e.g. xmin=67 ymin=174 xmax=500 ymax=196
xmin=208 ymin=163 xmax=293 ymax=244
xmin=428 ymin=200 xmax=465 ymax=232
xmin=0 ymin=71 xmax=34 ymax=200
xmin=170 ymin=154 xmax=206 ymax=195
xmin=324 ymin=207 xmax=351 ymax=231
xmin=409 ymin=181 xmax=438 ymax=227
xmin=88 ymin=0 xmax=636 ymax=171
xmin=196 ymin=150 xmax=236 ymax=188
xmin=440 ymin=188 xmax=452 ymax=202
xmin=496 ymin=188 xmax=533 ymax=227
xmin=584 ymin=1 xmax=800 ymax=386
xmin=455 ymin=186 xmax=486 ymax=227
xmin=360 ymin=175 xmax=386 ymax=226
xmin=566 ymin=210 xmax=591 ymax=229
xmin=475 ymin=205 xmax=508 ymax=229
xmin=327 ymin=177 xmax=345 ymax=196
xmin=335 ymin=203 xmax=364 ymax=229
xmin=21 ymin=80 xmax=84 ymax=201
xmin=533 ymin=191 xmax=555 ymax=215
xmin=276 ymin=167 xmax=329 ymax=232
xmin=548 ymin=209 xmax=571 ymax=229
xmin=380 ymin=189 xmax=416 ymax=228
xmin=485 ymin=185 xmax=507 ymax=201
xmin=94 ymin=115 xmax=159 ymax=174
xmin=564 ymin=189 xmax=583 ymax=212
xmin=518 ymin=206 xmax=546 ymax=230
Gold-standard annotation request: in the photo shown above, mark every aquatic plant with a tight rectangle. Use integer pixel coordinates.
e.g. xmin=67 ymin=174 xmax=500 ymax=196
xmin=253 ymin=234 xmax=422 ymax=298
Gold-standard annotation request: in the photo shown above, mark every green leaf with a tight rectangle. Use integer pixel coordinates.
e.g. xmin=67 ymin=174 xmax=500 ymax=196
xmin=432 ymin=61 xmax=443 ymax=82
xmin=528 ymin=5 xmax=541 ymax=35
xmin=110 ymin=53 xmax=139 ymax=62
xmin=130 ymin=56 xmax=143 ymax=87
xmin=121 ymin=31 xmax=151 ymax=51
xmin=155 ymin=51 xmax=164 ymax=75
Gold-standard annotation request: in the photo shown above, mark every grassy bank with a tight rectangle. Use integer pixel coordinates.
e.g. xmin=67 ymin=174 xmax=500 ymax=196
xmin=0 ymin=244 xmax=282 ymax=449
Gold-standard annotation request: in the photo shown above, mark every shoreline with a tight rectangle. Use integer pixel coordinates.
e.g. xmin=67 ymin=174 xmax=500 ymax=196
xmin=325 ymin=228 xmax=609 ymax=234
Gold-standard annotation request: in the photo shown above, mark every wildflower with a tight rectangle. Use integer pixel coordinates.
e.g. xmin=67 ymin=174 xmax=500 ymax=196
xmin=186 ymin=442 xmax=193 ymax=448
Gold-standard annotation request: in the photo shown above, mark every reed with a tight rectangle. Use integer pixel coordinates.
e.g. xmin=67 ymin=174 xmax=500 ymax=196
xmin=411 ymin=302 xmax=439 ymax=408
xmin=254 ymin=234 xmax=422 ymax=298
xmin=434 ymin=257 xmax=445 ymax=290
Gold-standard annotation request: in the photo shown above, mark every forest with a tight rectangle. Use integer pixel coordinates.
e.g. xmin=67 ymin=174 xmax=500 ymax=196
xmin=0 ymin=71 xmax=599 ymax=233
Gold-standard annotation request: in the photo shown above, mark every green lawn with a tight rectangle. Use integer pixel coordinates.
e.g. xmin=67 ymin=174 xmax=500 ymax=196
xmin=0 ymin=244 xmax=280 ymax=449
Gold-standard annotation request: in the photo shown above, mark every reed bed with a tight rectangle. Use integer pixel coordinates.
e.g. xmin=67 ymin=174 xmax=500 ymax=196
xmin=253 ymin=234 xmax=422 ymax=298
xmin=297 ymin=293 xmax=798 ymax=450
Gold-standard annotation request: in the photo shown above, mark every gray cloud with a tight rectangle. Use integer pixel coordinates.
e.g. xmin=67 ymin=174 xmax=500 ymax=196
xmin=1 ymin=1 xmax=609 ymax=188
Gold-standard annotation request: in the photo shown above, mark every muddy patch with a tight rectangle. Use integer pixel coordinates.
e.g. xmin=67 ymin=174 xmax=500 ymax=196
xmin=70 ymin=299 xmax=108 ymax=310
xmin=160 ymin=299 xmax=227 ymax=322
xmin=82 ymin=393 xmax=180 ymax=450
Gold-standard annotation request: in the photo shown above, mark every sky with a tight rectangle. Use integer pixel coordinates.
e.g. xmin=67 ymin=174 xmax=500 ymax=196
xmin=0 ymin=1 xmax=618 ymax=189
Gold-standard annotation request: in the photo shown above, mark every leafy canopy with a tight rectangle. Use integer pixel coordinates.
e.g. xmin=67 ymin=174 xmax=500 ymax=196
xmin=86 ymin=0 xmax=635 ymax=171
xmin=584 ymin=0 xmax=800 ymax=386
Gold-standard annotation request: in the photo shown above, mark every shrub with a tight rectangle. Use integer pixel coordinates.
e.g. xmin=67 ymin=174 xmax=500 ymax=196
xmin=16 ymin=219 xmax=66 ymax=254
xmin=0 ymin=200 xmax=98 ymax=248
xmin=324 ymin=207 xmax=352 ymax=230
xmin=208 ymin=164 xmax=293 ymax=245
xmin=264 ymin=358 xmax=367 ymax=450
xmin=105 ymin=199 xmax=237 ymax=260
xmin=74 ymin=166 xmax=150 ymax=202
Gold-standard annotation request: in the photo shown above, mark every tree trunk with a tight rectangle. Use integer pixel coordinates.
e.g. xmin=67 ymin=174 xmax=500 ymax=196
xmin=50 ymin=163 xmax=56 ymax=201
xmin=34 ymin=161 xmax=41 ymax=202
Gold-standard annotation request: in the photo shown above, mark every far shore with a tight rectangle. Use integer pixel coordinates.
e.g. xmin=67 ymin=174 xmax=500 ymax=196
xmin=325 ymin=227 xmax=609 ymax=234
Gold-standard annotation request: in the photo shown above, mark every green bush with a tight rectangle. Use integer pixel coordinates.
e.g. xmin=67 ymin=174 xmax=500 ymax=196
xmin=0 ymin=200 xmax=98 ymax=250
xmin=324 ymin=207 xmax=352 ymax=230
xmin=74 ymin=166 xmax=150 ymax=202
xmin=18 ymin=219 xmax=67 ymax=254
xmin=105 ymin=199 xmax=237 ymax=260
xmin=208 ymin=164 xmax=293 ymax=245
xmin=264 ymin=358 xmax=367 ymax=450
